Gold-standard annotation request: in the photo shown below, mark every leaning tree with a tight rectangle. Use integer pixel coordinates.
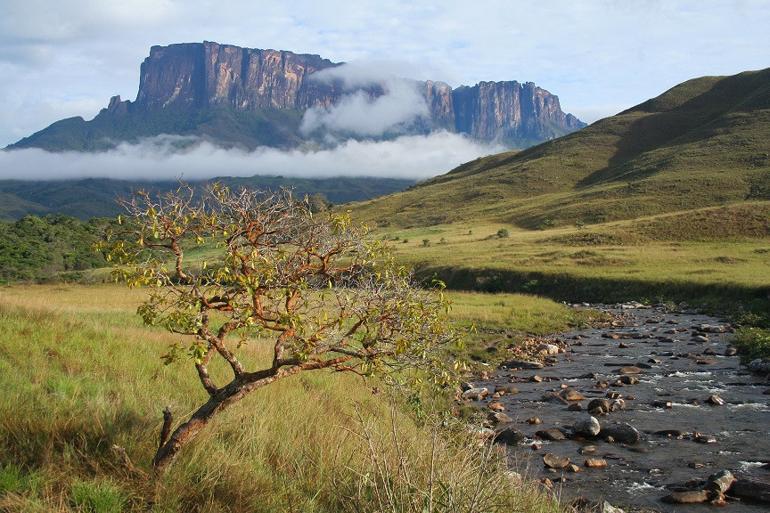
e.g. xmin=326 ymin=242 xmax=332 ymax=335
xmin=102 ymin=184 xmax=455 ymax=472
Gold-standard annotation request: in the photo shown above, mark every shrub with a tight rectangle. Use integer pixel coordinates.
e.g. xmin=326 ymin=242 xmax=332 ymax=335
xmin=496 ymin=228 xmax=509 ymax=238
xmin=734 ymin=327 xmax=770 ymax=360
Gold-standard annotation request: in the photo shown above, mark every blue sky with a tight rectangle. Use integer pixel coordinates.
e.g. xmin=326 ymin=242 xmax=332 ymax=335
xmin=1 ymin=0 xmax=769 ymax=147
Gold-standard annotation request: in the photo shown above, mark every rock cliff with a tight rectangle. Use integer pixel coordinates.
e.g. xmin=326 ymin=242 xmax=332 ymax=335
xmin=10 ymin=41 xmax=585 ymax=151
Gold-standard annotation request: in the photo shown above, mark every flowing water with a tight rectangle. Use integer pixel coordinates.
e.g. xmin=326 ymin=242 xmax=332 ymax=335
xmin=473 ymin=305 xmax=770 ymax=512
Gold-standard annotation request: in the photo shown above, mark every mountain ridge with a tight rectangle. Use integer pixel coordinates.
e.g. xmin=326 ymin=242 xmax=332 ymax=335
xmin=352 ymin=67 xmax=770 ymax=229
xmin=8 ymin=41 xmax=584 ymax=151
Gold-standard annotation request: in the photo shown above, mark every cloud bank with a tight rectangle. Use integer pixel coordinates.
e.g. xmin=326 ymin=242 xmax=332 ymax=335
xmin=300 ymin=62 xmax=429 ymax=137
xmin=0 ymin=132 xmax=502 ymax=181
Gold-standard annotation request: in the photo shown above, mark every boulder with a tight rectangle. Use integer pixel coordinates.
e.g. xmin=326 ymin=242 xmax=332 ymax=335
xmin=706 ymin=394 xmax=725 ymax=406
xmin=488 ymin=401 xmax=505 ymax=412
xmin=619 ymin=375 xmax=639 ymax=385
xmin=588 ymin=398 xmax=611 ymax=414
xmin=461 ymin=387 xmax=488 ymax=401
xmin=536 ymin=428 xmax=567 ymax=441
xmin=730 ymin=478 xmax=770 ymax=503
xmin=561 ymin=388 xmax=585 ymax=401
xmin=537 ymin=343 xmax=560 ymax=355
xmin=490 ymin=412 xmax=513 ymax=424
xmin=494 ymin=426 xmax=525 ymax=445
xmin=573 ymin=415 xmax=601 ymax=437
xmin=601 ymin=423 xmax=641 ymax=444
xmin=707 ymin=470 xmax=736 ymax=494
xmin=543 ymin=453 xmax=571 ymax=469
xmin=501 ymin=359 xmax=544 ymax=370
xmin=662 ymin=490 xmax=710 ymax=504
xmin=584 ymin=457 xmax=608 ymax=468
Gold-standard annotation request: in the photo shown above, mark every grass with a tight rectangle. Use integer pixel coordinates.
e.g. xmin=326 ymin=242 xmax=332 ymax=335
xmin=373 ymin=220 xmax=770 ymax=299
xmin=353 ymin=68 xmax=770 ymax=231
xmin=0 ymin=284 xmax=567 ymax=513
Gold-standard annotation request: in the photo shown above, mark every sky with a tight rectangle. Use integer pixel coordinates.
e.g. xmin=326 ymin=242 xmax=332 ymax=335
xmin=0 ymin=0 xmax=769 ymax=179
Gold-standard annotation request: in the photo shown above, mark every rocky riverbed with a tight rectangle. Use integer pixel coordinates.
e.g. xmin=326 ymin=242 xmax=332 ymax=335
xmin=466 ymin=304 xmax=770 ymax=512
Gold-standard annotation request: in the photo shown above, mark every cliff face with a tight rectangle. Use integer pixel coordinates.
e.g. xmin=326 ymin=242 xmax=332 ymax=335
xmin=10 ymin=42 xmax=585 ymax=151
xmin=134 ymin=42 xmax=342 ymax=111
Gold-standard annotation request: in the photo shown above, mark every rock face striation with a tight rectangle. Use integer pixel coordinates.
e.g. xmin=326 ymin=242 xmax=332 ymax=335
xmin=10 ymin=41 xmax=585 ymax=151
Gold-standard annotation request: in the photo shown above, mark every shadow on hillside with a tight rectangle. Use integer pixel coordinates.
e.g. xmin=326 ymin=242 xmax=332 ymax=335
xmin=575 ymin=68 xmax=770 ymax=189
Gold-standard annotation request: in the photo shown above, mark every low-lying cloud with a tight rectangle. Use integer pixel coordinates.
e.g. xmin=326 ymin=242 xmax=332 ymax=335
xmin=0 ymin=132 xmax=502 ymax=181
xmin=300 ymin=62 xmax=429 ymax=137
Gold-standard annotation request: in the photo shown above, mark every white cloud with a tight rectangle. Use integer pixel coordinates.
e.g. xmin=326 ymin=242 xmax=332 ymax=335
xmin=0 ymin=132 xmax=502 ymax=181
xmin=300 ymin=63 xmax=429 ymax=136
xmin=1 ymin=1 xmax=769 ymax=144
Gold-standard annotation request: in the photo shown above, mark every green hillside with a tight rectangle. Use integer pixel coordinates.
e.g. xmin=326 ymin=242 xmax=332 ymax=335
xmin=0 ymin=176 xmax=414 ymax=220
xmin=350 ymin=69 xmax=770 ymax=313
xmin=354 ymin=68 xmax=770 ymax=229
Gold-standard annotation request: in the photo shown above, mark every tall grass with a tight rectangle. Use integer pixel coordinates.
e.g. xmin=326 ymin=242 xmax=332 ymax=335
xmin=0 ymin=284 xmax=560 ymax=513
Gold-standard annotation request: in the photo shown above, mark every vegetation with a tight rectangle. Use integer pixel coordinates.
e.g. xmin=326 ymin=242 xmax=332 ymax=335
xmin=0 ymin=176 xmax=414 ymax=221
xmin=102 ymin=185 xmax=457 ymax=473
xmin=0 ymin=284 xmax=567 ymax=513
xmin=354 ymin=68 xmax=770 ymax=229
xmin=734 ymin=327 xmax=770 ymax=360
xmin=0 ymin=215 xmax=106 ymax=282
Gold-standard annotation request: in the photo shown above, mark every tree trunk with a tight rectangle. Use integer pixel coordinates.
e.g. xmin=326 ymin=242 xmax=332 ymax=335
xmin=152 ymin=370 xmax=283 ymax=472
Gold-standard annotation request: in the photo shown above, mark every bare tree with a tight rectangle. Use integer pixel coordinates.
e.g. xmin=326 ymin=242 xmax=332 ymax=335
xmin=102 ymin=184 xmax=455 ymax=473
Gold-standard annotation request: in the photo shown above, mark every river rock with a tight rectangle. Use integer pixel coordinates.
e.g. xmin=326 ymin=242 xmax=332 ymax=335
xmin=579 ymin=445 xmax=597 ymax=455
xmin=495 ymin=426 xmax=525 ymax=445
xmin=568 ymin=403 xmax=583 ymax=411
xmin=490 ymin=412 xmax=513 ymax=424
xmin=618 ymin=366 xmax=642 ymax=375
xmin=462 ymin=387 xmax=488 ymax=401
xmin=527 ymin=416 xmax=542 ymax=425
xmin=706 ymin=394 xmax=725 ymax=406
xmin=531 ymin=375 xmax=544 ymax=383
xmin=619 ymin=375 xmax=639 ymax=385
xmin=543 ymin=452 xmax=571 ymax=469
xmin=573 ymin=414 xmax=601 ymax=437
xmin=502 ymin=359 xmax=544 ymax=370
xmin=567 ymin=463 xmax=582 ymax=473
xmin=731 ymin=478 xmax=770 ymax=503
xmin=536 ymin=428 xmax=567 ymax=441
xmin=588 ymin=399 xmax=611 ymax=414
xmin=748 ymin=358 xmax=770 ymax=374
xmin=460 ymin=381 xmax=474 ymax=391
xmin=542 ymin=392 xmax=569 ymax=404
xmin=693 ymin=335 xmax=709 ymax=343
xmin=706 ymin=470 xmax=736 ymax=494
xmin=562 ymin=388 xmax=586 ymax=401
xmin=694 ymin=433 xmax=717 ymax=444
xmin=538 ymin=343 xmax=560 ymax=355
xmin=652 ymin=400 xmax=673 ymax=409
xmin=724 ymin=347 xmax=738 ymax=356
xmin=662 ymin=490 xmax=711 ymax=504
xmin=584 ymin=457 xmax=608 ymax=468
xmin=601 ymin=423 xmax=641 ymax=444
xmin=488 ymin=401 xmax=505 ymax=412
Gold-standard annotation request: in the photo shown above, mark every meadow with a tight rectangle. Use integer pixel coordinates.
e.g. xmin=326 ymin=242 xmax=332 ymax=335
xmin=0 ymin=284 xmax=588 ymax=513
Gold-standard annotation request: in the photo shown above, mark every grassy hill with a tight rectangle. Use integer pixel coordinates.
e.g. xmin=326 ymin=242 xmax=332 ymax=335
xmin=354 ymin=68 xmax=770 ymax=229
xmin=350 ymin=69 xmax=770 ymax=313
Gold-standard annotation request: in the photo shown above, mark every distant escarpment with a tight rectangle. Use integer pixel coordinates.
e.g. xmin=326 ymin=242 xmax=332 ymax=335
xmin=9 ymin=41 xmax=585 ymax=151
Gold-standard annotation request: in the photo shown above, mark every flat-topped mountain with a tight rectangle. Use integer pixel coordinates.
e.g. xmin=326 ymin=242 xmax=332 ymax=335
xmin=8 ymin=41 xmax=584 ymax=151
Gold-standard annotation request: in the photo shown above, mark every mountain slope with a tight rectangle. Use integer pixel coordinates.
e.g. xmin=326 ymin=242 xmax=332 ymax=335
xmin=0 ymin=176 xmax=414 ymax=220
xmin=8 ymin=41 xmax=584 ymax=151
xmin=353 ymin=68 xmax=770 ymax=229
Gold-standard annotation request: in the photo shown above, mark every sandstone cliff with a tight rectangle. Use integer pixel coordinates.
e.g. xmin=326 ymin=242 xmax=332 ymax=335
xmin=10 ymin=41 xmax=585 ymax=151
